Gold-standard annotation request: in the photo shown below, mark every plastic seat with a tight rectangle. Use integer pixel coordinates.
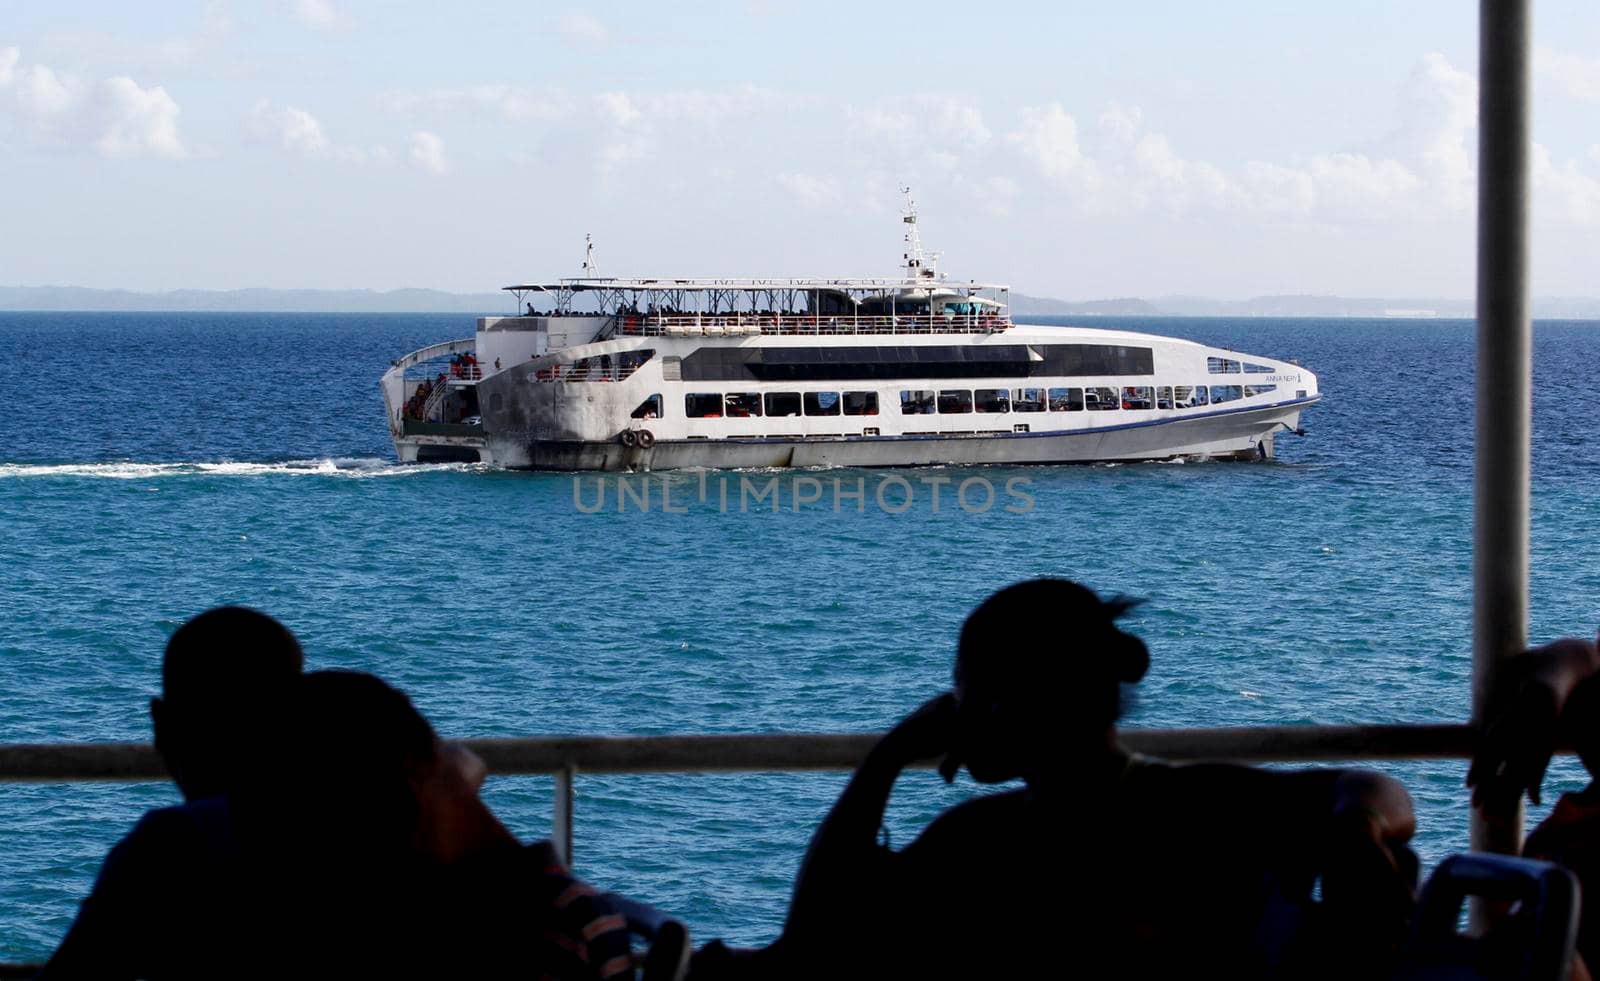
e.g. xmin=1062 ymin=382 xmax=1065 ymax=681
xmin=603 ymin=892 xmax=691 ymax=981
xmin=1393 ymin=853 xmax=1579 ymax=981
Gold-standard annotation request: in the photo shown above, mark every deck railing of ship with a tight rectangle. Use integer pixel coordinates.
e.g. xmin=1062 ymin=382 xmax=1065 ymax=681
xmin=533 ymin=363 xmax=648 ymax=383
xmin=613 ymin=313 xmax=1012 ymax=337
xmin=0 ymin=0 xmax=1538 ymax=970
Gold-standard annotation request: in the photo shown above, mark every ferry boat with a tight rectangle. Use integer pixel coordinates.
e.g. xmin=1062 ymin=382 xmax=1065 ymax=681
xmin=382 ymin=199 xmax=1319 ymax=470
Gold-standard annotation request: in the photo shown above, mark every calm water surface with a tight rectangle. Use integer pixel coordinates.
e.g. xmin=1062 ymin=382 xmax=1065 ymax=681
xmin=1 ymin=312 xmax=1598 ymax=959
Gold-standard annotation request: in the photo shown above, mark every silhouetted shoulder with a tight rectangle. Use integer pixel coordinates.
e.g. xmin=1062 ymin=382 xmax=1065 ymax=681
xmin=899 ymin=788 xmax=1029 ymax=859
xmin=40 ymin=798 xmax=240 ymax=980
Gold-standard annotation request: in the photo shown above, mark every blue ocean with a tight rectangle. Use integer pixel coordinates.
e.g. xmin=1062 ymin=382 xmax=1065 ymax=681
xmin=2 ymin=312 xmax=1599 ymax=962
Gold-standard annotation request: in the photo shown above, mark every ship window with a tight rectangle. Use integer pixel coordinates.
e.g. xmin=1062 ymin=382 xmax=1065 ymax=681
xmin=1012 ymin=388 xmax=1046 ymax=412
xmin=1210 ymin=385 xmax=1244 ymax=404
xmin=631 ymin=394 xmax=662 ymax=419
xmin=1048 ymin=387 xmax=1083 ymax=411
xmin=804 ymin=391 xmax=841 ymax=416
xmin=765 ymin=391 xmax=802 ymax=416
xmin=938 ymin=390 xmax=973 ymax=414
xmin=1156 ymin=386 xmax=1173 ymax=410
xmin=1243 ymin=362 xmax=1273 ymax=373
xmin=1085 ymin=386 xmax=1119 ymax=411
xmin=975 ymin=389 xmax=1010 ymax=413
xmin=1207 ymin=357 xmax=1242 ymax=374
xmin=686 ymin=393 xmax=723 ymax=418
xmin=1172 ymin=386 xmax=1195 ymax=408
xmin=900 ymin=390 xmax=936 ymax=415
xmin=680 ymin=342 xmax=1153 ymax=382
xmin=1121 ymin=386 xmax=1153 ymax=410
xmin=842 ymin=391 xmax=879 ymax=416
xmin=1243 ymin=384 xmax=1277 ymax=398
xmin=1193 ymin=385 xmax=1209 ymax=406
xmin=725 ymin=393 xmax=762 ymax=417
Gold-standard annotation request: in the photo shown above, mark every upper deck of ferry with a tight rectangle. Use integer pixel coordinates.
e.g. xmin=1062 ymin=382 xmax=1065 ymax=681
xmin=500 ymin=276 xmax=1016 ymax=339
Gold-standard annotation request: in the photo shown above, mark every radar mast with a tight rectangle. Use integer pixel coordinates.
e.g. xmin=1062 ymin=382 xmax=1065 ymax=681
xmin=900 ymin=187 xmax=942 ymax=282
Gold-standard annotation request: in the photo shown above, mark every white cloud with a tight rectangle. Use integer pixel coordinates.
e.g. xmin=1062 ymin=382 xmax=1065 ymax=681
xmin=1537 ymin=47 xmax=1600 ymax=103
xmin=249 ymin=98 xmax=384 ymax=163
xmin=15 ymin=63 xmax=74 ymax=117
xmin=587 ymin=86 xmax=793 ymax=173
xmin=557 ymin=12 xmax=609 ymax=46
xmin=1097 ymin=104 xmax=1142 ymax=144
xmin=95 ymin=76 xmax=186 ymax=158
xmin=1395 ymin=52 xmax=1478 ymax=210
xmin=385 ymin=84 xmax=574 ymax=123
xmin=409 ymin=130 xmax=447 ymax=175
xmin=851 ymin=95 xmax=991 ymax=150
xmin=292 ymin=0 xmax=346 ymax=31
xmin=251 ymin=99 xmax=324 ymax=155
xmin=1006 ymin=104 xmax=1102 ymax=195
xmin=1533 ymin=142 xmax=1600 ymax=226
xmin=596 ymin=91 xmax=640 ymax=127
xmin=1004 ymin=54 xmax=1486 ymax=223
xmin=0 ymin=48 xmax=188 ymax=159
xmin=776 ymin=172 xmax=838 ymax=209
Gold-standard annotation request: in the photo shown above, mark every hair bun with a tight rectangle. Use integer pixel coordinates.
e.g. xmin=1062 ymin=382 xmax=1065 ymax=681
xmin=1113 ymin=630 xmax=1149 ymax=683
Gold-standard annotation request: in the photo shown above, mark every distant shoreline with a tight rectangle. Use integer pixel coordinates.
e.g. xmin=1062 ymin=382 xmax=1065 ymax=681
xmin=1 ymin=286 xmax=1597 ymax=320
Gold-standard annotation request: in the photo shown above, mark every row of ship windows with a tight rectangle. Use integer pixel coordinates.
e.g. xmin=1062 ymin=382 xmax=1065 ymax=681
xmin=1209 ymin=357 xmax=1276 ymax=374
xmin=642 ymin=384 xmax=1282 ymax=419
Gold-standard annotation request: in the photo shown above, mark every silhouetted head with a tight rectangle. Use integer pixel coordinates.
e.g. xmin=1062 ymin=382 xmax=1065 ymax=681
xmin=952 ymin=579 xmax=1147 ymax=784
xmin=1564 ymin=673 xmax=1600 ymax=779
xmin=276 ymin=670 xmax=510 ymax=866
xmin=151 ymin=606 xmax=304 ymax=801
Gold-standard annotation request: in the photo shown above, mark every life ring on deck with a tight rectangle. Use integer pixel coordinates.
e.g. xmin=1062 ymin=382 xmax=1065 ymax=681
xmin=620 ymin=430 xmax=638 ymax=448
xmin=636 ymin=430 xmax=656 ymax=449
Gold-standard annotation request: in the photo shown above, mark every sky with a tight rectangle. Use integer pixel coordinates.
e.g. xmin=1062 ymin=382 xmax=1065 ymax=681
xmin=1 ymin=1 xmax=1597 ymax=299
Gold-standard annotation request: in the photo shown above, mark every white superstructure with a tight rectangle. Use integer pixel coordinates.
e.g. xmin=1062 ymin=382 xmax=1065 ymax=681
xmin=382 ymin=200 xmax=1319 ymax=470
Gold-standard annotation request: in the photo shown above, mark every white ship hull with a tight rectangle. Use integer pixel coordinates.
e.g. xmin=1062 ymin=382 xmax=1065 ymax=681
xmin=476 ymin=399 xmax=1306 ymax=471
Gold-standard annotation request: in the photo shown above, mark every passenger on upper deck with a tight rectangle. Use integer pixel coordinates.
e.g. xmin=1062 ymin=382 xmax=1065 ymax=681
xmin=737 ymin=579 xmax=1417 ymax=980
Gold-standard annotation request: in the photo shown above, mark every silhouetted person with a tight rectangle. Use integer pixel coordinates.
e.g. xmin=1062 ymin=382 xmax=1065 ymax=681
xmin=46 ymin=662 xmax=639 ymax=979
xmin=1470 ymin=633 xmax=1600 ymax=980
xmin=42 ymin=606 xmax=305 ymax=979
xmin=253 ymin=670 xmax=638 ymax=978
xmin=758 ymin=579 xmax=1417 ymax=980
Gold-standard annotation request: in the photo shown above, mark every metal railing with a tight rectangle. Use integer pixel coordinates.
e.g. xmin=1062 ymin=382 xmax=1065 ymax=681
xmin=419 ymin=379 xmax=454 ymax=421
xmin=613 ymin=314 xmax=1013 ymax=338
xmin=532 ymin=363 xmax=647 ymax=384
xmin=0 ymin=721 xmax=1505 ymax=977
xmin=0 ymin=723 xmax=1481 ymax=861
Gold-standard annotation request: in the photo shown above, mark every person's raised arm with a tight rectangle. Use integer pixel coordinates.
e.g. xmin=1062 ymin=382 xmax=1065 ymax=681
xmin=782 ymin=693 xmax=958 ymax=941
xmin=796 ymin=693 xmax=957 ymax=871
xmin=1469 ymin=636 xmax=1600 ymax=813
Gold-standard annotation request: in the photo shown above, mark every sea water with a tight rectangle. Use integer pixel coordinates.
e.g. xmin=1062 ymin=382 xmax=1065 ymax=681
xmin=2 ymin=312 xmax=1598 ymax=960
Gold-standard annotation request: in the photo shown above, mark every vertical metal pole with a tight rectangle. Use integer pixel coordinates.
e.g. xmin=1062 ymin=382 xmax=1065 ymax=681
xmin=553 ymin=764 xmax=576 ymax=868
xmin=1471 ymin=0 xmax=1532 ymax=859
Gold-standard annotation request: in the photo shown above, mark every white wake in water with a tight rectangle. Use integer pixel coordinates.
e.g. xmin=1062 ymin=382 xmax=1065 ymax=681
xmin=0 ymin=457 xmax=491 ymax=479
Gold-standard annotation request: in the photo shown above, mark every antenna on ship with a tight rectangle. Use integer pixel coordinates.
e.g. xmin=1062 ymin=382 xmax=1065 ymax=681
xmin=582 ymin=233 xmax=598 ymax=278
xmin=900 ymin=187 xmax=940 ymax=282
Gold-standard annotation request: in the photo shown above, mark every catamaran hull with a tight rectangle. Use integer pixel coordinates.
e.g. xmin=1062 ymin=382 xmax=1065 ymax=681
xmin=478 ymin=402 xmax=1308 ymax=471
